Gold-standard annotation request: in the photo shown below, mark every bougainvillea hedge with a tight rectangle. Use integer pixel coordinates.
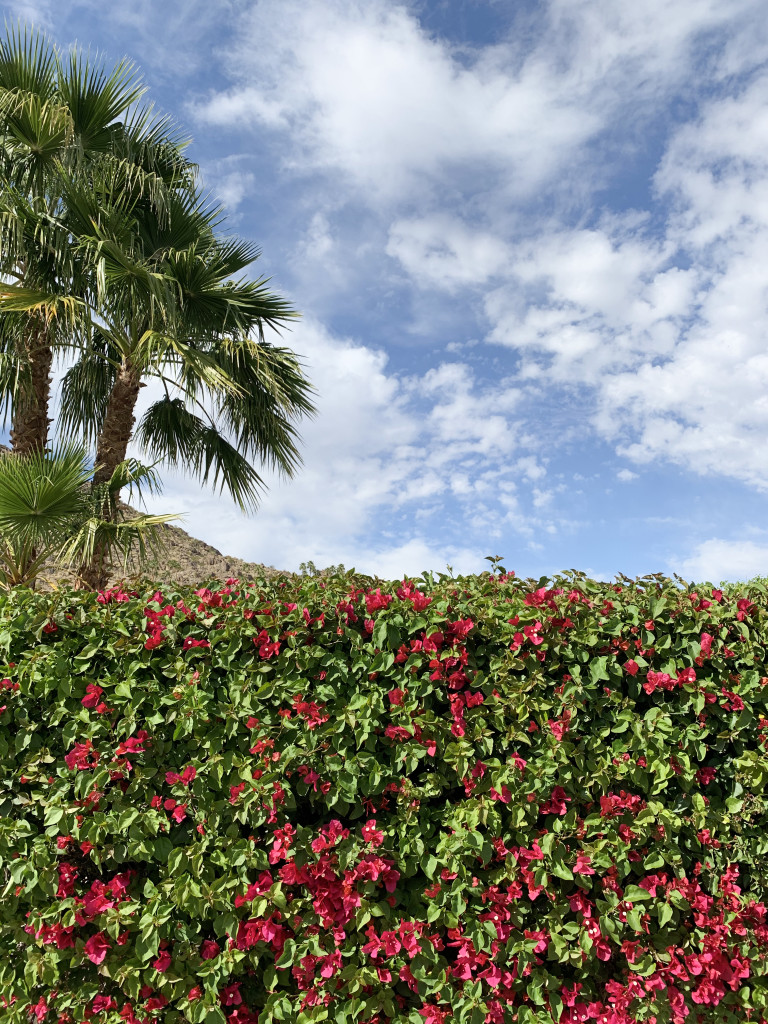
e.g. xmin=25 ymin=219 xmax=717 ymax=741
xmin=2 ymin=568 xmax=768 ymax=1024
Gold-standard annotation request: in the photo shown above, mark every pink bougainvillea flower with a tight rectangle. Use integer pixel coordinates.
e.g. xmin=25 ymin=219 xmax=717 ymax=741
xmin=183 ymin=637 xmax=211 ymax=650
xmin=200 ymin=940 xmax=220 ymax=960
xmin=152 ymin=950 xmax=172 ymax=972
xmin=541 ymin=786 xmax=571 ymax=815
xmin=253 ymin=629 xmax=280 ymax=659
xmin=64 ymin=740 xmax=99 ymax=771
xmin=81 ymin=683 xmax=104 ymax=708
xmin=219 ymin=983 xmax=242 ymax=1006
xmin=419 ymin=1006 xmax=451 ymax=1024
xmin=574 ymin=853 xmax=595 ymax=875
xmin=83 ymin=931 xmax=110 ymax=964
xmin=91 ymin=996 xmax=117 ymax=1014
xmin=384 ymin=724 xmax=411 ymax=742
xmin=445 ymin=618 xmax=474 ymax=643
xmin=114 ymin=731 xmax=148 ymax=756
xmin=28 ymin=997 xmax=48 ymax=1021
xmin=696 ymin=766 xmax=717 ymax=785
xmin=365 ymin=588 xmax=393 ymax=615
xmin=361 ymin=819 xmax=384 ymax=846
xmin=547 ymin=709 xmax=571 ymax=741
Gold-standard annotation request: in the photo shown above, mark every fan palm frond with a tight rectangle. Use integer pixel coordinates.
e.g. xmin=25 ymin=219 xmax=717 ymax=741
xmin=58 ymin=332 xmax=118 ymax=444
xmin=135 ymin=396 xmax=266 ymax=511
xmin=0 ymin=443 xmax=181 ymax=588
xmin=0 ymin=442 xmax=93 ymax=548
xmin=0 ymin=283 xmax=85 ymax=324
xmin=0 ymin=24 xmax=58 ymax=101
xmin=58 ymin=47 xmax=144 ymax=151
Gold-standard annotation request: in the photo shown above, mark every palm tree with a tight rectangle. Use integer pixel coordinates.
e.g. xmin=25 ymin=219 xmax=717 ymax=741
xmin=45 ymin=170 xmax=313 ymax=589
xmin=0 ymin=25 xmax=316 ymax=590
xmin=0 ymin=23 xmax=190 ymax=455
xmin=0 ymin=444 xmax=178 ymax=590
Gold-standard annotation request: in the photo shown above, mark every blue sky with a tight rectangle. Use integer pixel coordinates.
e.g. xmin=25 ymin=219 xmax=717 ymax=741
xmin=4 ymin=0 xmax=768 ymax=583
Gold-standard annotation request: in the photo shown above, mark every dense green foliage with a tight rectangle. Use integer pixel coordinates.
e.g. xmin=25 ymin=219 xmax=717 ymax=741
xmin=1 ymin=568 xmax=768 ymax=1024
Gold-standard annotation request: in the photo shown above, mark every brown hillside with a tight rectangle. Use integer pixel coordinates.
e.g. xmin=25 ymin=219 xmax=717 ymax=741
xmin=40 ymin=508 xmax=286 ymax=590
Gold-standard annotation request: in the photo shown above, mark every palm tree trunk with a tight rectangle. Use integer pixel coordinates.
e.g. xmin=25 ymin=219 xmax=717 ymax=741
xmin=78 ymin=357 xmax=143 ymax=590
xmin=9 ymin=318 xmax=53 ymax=456
xmin=92 ymin=358 xmax=143 ymax=487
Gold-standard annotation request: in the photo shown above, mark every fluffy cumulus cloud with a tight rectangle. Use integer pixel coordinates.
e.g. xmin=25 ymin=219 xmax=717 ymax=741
xmin=674 ymin=538 xmax=768 ymax=585
xmin=132 ymin=319 xmax=544 ymax=576
xmin=193 ymin=0 xmax=594 ymax=202
xmin=193 ymin=0 xmax=761 ymax=205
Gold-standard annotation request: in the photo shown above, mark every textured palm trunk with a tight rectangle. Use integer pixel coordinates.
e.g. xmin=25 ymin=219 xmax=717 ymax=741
xmin=9 ymin=319 xmax=53 ymax=456
xmin=78 ymin=358 xmax=143 ymax=590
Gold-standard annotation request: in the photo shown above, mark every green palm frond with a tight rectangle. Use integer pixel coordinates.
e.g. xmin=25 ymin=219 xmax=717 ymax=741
xmin=210 ymin=340 xmax=317 ymax=477
xmin=141 ymin=331 xmax=244 ymax=396
xmin=0 ymin=24 xmax=58 ymax=101
xmin=0 ymin=90 xmax=74 ymax=163
xmin=0 ymin=443 xmax=181 ymax=588
xmin=0 ymin=190 xmax=80 ymax=295
xmin=59 ymin=456 xmax=179 ymax=576
xmin=59 ymin=508 xmax=179 ymax=579
xmin=58 ymin=47 xmax=144 ymax=151
xmin=59 ymin=332 xmax=118 ymax=444
xmin=0 ymin=443 xmax=93 ymax=548
xmin=123 ymin=105 xmax=193 ymax=167
xmin=138 ymin=188 xmax=220 ymax=261
xmin=105 ymin=456 xmax=165 ymax=504
xmin=0 ymin=283 xmax=85 ymax=324
xmin=0 ymin=534 xmax=52 ymax=590
xmin=135 ymin=397 xmax=265 ymax=511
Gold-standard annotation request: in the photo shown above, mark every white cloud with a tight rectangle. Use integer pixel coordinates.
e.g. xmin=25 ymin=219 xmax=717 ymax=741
xmin=186 ymin=0 xmax=768 ymax=504
xmin=617 ymin=468 xmax=638 ymax=481
xmin=387 ymin=216 xmax=509 ymax=291
xmin=5 ymin=1 xmax=54 ymax=28
xmin=193 ymin=0 xmax=593 ymax=201
xmin=212 ymin=171 xmax=256 ymax=212
xmin=593 ymin=76 xmax=768 ymax=488
xmin=485 ymin=224 xmax=694 ymax=379
xmin=192 ymin=0 xmax=764 ymax=208
xmin=478 ymin=68 xmax=768 ymax=492
xmin=127 ymin=319 xmax=541 ymax=575
xmin=673 ymin=538 xmax=768 ymax=584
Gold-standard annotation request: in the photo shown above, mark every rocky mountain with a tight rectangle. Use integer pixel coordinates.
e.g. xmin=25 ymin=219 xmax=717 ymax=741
xmin=43 ymin=510 xmax=285 ymax=590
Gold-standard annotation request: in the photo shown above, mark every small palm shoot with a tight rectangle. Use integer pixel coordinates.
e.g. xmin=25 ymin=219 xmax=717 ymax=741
xmin=0 ymin=444 xmax=179 ymax=589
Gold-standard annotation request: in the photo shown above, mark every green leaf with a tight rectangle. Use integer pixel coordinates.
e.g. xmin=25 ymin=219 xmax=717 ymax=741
xmin=589 ymin=656 xmax=610 ymax=683
xmin=657 ymin=903 xmax=674 ymax=927
xmin=623 ymin=884 xmax=654 ymax=902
